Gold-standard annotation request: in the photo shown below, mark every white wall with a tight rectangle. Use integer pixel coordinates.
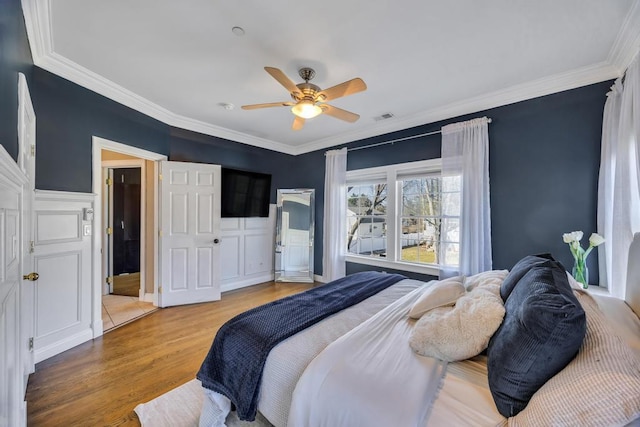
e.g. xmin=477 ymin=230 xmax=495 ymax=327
xmin=32 ymin=190 xmax=93 ymax=363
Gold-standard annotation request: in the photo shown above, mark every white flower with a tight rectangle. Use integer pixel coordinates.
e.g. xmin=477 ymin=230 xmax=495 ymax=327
xmin=589 ymin=233 xmax=605 ymax=247
xmin=562 ymin=231 xmax=583 ymax=243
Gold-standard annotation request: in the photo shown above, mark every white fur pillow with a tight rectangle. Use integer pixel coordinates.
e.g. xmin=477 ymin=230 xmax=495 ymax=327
xmin=407 ymin=276 xmax=466 ymax=319
xmin=409 ymin=286 xmax=506 ymax=362
xmin=464 ymin=269 xmax=509 ymax=293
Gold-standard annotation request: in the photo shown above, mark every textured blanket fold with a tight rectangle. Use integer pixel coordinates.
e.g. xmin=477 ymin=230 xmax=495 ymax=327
xmin=196 ymin=271 xmax=406 ymax=421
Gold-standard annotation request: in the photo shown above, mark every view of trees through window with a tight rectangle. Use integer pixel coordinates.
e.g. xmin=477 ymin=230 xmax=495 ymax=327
xmin=347 ymin=175 xmax=460 ymax=268
xmin=347 ymin=183 xmax=387 ymax=256
xmin=400 ymin=175 xmax=460 ymax=266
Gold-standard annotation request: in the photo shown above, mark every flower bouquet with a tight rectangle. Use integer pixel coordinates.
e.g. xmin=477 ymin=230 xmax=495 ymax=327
xmin=562 ymin=231 xmax=605 ymax=289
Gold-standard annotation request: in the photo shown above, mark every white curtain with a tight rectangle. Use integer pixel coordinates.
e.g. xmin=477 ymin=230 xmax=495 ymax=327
xmin=441 ymin=117 xmax=492 ymax=276
xmin=322 ymin=148 xmax=348 ymax=282
xmin=598 ymin=53 xmax=640 ymax=299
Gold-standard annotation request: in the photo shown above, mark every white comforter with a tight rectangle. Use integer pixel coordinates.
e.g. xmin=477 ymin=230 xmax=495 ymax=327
xmin=201 ymin=279 xmax=425 ymax=427
xmin=287 ymin=286 xmax=447 ymax=427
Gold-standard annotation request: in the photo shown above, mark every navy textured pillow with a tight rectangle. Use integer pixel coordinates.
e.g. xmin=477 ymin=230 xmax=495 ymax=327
xmin=487 ymin=261 xmax=586 ymax=417
xmin=499 ymin=253 xmax=555 ymax=301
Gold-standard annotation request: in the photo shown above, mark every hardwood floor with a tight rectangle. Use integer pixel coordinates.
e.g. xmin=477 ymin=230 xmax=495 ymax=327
xmin=26 ymin=281 xmax=315 ymax=426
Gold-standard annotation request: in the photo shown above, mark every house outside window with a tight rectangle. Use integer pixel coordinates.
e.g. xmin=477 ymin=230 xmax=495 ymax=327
xmin=346 ymin=159 xmax=460 ymax=276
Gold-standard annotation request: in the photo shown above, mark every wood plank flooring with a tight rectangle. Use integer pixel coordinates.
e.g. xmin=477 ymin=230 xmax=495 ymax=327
xmin=26 ymin=281 xmax=315 ymax=426
xmin=112 ymin=272 xmax=141 ymax=297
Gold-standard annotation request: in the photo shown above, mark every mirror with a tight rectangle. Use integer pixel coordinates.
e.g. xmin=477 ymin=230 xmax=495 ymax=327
xmin=275 ymin=189 xmax=315 ymax=282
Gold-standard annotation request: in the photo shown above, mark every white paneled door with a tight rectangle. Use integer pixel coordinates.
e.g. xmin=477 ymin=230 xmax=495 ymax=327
xmin=159 ymin=161 xmax=221 ymax=307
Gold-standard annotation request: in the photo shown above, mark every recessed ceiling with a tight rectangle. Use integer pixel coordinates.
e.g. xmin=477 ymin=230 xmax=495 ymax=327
xmin=22 ymin=0 xmax=640 ymax=155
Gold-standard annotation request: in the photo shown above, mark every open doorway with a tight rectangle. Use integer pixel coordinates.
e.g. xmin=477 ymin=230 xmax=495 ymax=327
xmin=101 ymin=151 xmax=156 ymax=331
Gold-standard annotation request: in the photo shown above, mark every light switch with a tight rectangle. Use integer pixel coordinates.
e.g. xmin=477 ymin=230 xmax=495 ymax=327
xmin=83 ymin=224 xmax=92 ymax=236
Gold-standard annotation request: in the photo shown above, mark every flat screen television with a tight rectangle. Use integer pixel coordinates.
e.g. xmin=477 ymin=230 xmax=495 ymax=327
xmin=221 ymin=168 xmax=272 ymax=218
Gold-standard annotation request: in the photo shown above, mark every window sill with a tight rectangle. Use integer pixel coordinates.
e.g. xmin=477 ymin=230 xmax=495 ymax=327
xmin=346 ymin=255 xmax=440 ymax=277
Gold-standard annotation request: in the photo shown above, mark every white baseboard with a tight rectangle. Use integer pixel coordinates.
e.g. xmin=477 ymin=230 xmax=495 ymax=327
xmin=35 ymin=328 xmax=93 ymax=363
xmin=141 ymin=292 xmax=155 ymax=303
xmin=221 ymin=273 xmax=275 ymax=293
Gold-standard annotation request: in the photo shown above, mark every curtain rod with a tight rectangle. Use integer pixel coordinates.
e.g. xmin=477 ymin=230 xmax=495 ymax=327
xmin=346 ymin=118 xmax=492 ymax=152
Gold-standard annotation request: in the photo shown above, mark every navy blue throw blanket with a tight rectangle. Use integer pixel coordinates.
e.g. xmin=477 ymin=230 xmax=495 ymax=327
xmin=196 ymin=271 xmax=406 ymax=421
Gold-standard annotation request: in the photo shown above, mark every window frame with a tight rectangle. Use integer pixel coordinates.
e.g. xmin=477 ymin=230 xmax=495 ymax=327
xmin=346 ymin=158 xmax=456 ymax=277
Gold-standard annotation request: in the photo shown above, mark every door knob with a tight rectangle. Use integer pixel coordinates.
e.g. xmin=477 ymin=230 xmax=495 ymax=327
xmin=23 ymin=272 xmax=39 ymax=281
xmin=213 ymin=238 xmax=220 ymax=244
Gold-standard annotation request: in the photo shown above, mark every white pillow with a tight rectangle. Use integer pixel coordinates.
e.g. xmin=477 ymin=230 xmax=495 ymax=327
xmin=409 ymin=286 xmax=506 ymax=362
xmin=464 ymin=269 xmax=508 ymax=293
xmin=408 ymin=276 xmax=466 ymax=319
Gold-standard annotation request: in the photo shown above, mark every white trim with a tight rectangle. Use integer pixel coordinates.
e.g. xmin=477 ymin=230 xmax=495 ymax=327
xmin=0 ymin=145 xmax=28 ymax=189
xmin=141 ymin=292 xmax=154 ymax=303
xmin=20 ymin=0 xmax=639 ymax=156
xmin=221 ymin=273 xmax=275 ymax=293
xmin=101 ymin=160 xmax=146 ymax=301
xmin=346 ymin=255 xmax=439 ymax=277
xmin=34 ymin=328 xmax=93 ymax=364
xmin=299 ymin=62 xmax=620 ymax=155
xmin=347 ymin=158 xmax=441 ymax=181
xmin=34 ymin=189 xmax=94 ymax=201
xmin=91 ymin=136 xmax=166 ymax=339
xmin=18 ymin=73 xmax=36 ymax=177
xmin=608 ymin=0 xmax=640 ymax=73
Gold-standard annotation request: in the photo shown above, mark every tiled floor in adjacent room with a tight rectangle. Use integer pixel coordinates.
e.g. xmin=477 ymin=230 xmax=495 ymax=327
xmin=102 ymin=294 xmax=157 ymax=332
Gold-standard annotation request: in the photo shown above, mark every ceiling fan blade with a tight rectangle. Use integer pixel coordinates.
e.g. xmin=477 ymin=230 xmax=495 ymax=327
xmin=292 ymin=116 xmax=305 ymax=131
xmin=320 ymin=104 xmax=360 ymax=123
xmin=264 ymin=67 xmax=301 ymax=95
xmin=317 ymin=78 xmax=366 ymax=102
xmin=241 ymin=101 xmax=294 ymax=110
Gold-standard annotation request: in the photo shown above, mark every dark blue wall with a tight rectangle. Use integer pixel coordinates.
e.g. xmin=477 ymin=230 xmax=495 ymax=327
xmin=0 ymin=0 xmax=33 ymax=160
xmin=32 ymin=67 xmax=170 ymax=192
xmin=297 ymin=81 xmax=609 ymax=282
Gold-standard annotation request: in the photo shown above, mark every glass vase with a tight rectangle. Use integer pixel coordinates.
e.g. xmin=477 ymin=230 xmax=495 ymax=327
xmin=572 ymin=261 xmax=589 ymax=289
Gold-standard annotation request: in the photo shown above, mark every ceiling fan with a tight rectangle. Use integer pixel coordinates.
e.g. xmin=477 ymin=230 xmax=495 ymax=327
xmin=242 ymin=67 xmax=367 ymax=130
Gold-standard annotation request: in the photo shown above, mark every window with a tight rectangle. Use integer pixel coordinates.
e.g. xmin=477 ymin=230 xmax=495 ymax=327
xmin=346 ymin=159 xmax=460 ymax=275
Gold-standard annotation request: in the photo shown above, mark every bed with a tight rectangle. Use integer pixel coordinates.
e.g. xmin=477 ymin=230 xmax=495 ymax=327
xmin=197 ymin=235 xmax=640 ymax=427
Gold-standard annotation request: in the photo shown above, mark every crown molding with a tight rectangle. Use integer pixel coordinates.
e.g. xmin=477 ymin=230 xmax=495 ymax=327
xmin=21 ymin=0 xmax=52 ymax=62
xmin=292 ymin=61 xmax=620 ymax=155
xmin=21 ymin=0 xmax=639 ymax=157
xmin=608 ymin=0 xmax=640 ymax=72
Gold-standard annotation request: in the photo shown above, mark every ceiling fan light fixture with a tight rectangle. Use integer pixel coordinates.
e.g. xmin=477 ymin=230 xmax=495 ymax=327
xmin=291 ymin=101 xmax=322 ymax=119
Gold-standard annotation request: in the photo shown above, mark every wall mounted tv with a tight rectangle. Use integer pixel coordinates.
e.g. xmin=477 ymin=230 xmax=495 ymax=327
xmin=221 ymin=168 xmax=272 ymax=218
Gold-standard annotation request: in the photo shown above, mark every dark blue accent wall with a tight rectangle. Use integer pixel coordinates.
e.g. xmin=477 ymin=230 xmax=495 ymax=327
xmin=297 ymin=81 xmax=610 ymax=282
xmin=0 ymin=0 xmax=34 ymax=160
xmin=32 ymin=67 xmax=171 ymax=192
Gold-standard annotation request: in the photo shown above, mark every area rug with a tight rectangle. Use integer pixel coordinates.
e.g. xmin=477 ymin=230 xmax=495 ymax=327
xmin=134 ymin=379 xmax=272 ymax=427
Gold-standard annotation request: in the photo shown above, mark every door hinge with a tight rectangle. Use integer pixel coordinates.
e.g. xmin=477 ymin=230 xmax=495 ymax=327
xmin=106 ymin=276 xmax=113 ymax=284
xmin=158 ymin=173 xmax=163 ymax=181
xmin=158 ymin=286 xmax=162 ymax=294
xmin=29 ymin=240 xmax=35 ymax=253
xmin=30 ymin=145 xmax=35 ymax=157
xmin=105 ymin=177 xmax=113 ymax=186
xmin=106 ymin=227 xmax=113 ymax=235
xmin=29 ymin=337 xmax=34 ymax=351
xmin=158 ymin=229 xmax=163 ymax=237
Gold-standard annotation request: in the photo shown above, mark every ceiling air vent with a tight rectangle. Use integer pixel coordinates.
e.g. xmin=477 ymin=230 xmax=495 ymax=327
xmin=374 ymin=113 xmax=394 ymax=122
